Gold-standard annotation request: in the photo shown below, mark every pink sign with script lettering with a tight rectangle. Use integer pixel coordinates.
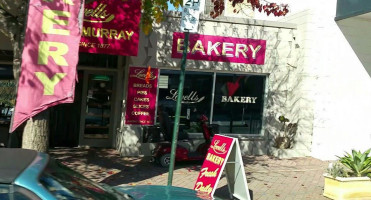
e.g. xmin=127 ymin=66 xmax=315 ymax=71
xmin=125 ymin=67 xmax=158 ymax=125
xmin=172 ymin=32 xmax=266 ymax=64
xmin=194 ymin=134 xmax=235 ymax=196
xmin=79 ymin=0 xmax=141 ymax=56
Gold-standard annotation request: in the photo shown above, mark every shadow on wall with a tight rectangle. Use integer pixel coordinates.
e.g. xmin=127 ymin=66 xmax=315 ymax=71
xmin=134 ymin=15 xmax=311 ymax=158
xmin=264 ymin=41 xmax=313 ymax=158
xmin=116 ymin=125 xmax=141 ymax=156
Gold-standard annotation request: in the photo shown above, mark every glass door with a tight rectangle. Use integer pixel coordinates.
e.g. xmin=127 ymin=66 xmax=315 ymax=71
xmin=79 ymin=71 xmax=116 ymax=147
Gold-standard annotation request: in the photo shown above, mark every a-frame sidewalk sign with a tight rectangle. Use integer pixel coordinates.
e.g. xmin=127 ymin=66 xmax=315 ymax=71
xmin=194 ymin=134 xmax=251 ymax=200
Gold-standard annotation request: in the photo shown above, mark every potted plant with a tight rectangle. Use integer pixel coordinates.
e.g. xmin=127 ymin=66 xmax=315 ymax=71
xmin=323 ymin=149 xmax=371 ymax=199
xmin=273 ymin=115 xmax=298 ymax=149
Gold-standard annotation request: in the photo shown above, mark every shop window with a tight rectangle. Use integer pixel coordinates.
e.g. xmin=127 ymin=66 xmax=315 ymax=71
xmin=0 ymin=80 xmax=16 ymax=124
xmin=0 ymin=64 xmax=13 ymax=79
xmin=212 ymin=73 xmax=265 ymax=135
xmin=146 ymin=69 xmax=266 ymax=142
xmin=0 ymin=76 xmax=16 ymax=147
xmin=156 ymin=70 xmax=213 ymax=141
xmin=78 ymin=52 xmax=118 ymax=68
xmin=0 ymin=50 xmax=14 ymax=79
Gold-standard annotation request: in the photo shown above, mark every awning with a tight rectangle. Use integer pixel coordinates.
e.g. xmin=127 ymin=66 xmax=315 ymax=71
xmin=336 ymin=0 xmax=371 ymax=76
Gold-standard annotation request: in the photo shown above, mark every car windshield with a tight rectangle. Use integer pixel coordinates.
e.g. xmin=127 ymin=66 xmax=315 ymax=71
xmin=39 ymin=159 xmax=131 ymax=200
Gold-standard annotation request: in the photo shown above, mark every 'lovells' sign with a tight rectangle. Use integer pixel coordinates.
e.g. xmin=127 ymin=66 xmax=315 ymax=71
xmin=172 ymin=32 xmax=266 ymax=64
xmin=11 ymin=0 xmax=83 ymax=132
xmin=79 ymin=0 xmax=141 ymax=56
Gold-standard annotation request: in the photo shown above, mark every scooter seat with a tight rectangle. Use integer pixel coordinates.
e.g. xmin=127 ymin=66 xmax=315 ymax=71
xmin=177 ymin=140 xmax=194 ymax=152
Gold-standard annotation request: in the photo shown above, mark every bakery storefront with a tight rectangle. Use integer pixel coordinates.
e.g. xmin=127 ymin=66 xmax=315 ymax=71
xmin=118 ymin=13 xmax=310 ymax=157
xmin=1 ymin=4 xmax=311 ymax=157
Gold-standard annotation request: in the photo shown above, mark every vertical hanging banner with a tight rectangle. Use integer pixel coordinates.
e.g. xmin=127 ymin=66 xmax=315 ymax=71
xmin=194 ymin=134 xmax=251 ymax=200
xmin=125 ymin=66 xmax=159 ymax=125
xmin=79 ymin=0 xmax=141 ymax=56
xmin=10 ymin=0 xmax=84 ymax=132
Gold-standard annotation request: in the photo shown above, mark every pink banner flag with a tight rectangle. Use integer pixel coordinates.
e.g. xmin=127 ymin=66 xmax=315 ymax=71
xmin=11 ymin=0 xmax=83 ymax=132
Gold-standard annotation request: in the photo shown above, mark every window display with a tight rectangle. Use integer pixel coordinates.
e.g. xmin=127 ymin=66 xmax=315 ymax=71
xmin=212 ymin=73 xmax=265 ymax=135
xmin=146 ymin=69 xmax=266 ymax=142
xmin=157 ymin=70 xmax=213 ymax=140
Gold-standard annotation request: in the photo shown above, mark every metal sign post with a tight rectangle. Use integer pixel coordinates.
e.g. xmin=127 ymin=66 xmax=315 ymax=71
xmin=167 ymin=0 xmax=204 ymax=186
xmin=167 ymin=32 xmax=189 ymax=186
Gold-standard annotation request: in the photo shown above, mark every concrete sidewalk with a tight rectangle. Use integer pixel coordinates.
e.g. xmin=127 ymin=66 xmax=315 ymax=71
xmin=49 ymin=148 xmax=331 ymax=200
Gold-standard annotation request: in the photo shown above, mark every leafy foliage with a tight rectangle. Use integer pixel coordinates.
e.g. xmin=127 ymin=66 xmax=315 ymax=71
xmin=337 ymin=149 xmax=371 ymax=177
xmin=327 ymin=161 xmax=347 ymax=178
xmin=141 ymin=0 xmax=182 ymax=35
xmin=273 ymin=115 xmax=298 ymax=149
xmin=141 ymin=0 xmax=289 ymax=35
xmin=277 ymin=115 xmax=297 ymax=137
xmin=210 ymin=0 xmax=289 ymax=19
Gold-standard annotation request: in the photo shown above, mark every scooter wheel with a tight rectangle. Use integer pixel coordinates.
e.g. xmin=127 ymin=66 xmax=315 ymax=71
xmin=159 ymin=153 xmax=171 ymax=167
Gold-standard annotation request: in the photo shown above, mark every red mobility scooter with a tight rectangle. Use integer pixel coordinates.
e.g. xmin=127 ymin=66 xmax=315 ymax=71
xmin=151 ymin=115 xmax=217 ymax=167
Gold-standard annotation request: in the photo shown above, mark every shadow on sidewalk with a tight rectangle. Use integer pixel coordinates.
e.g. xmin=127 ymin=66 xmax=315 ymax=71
xmin=49 ymin=147 xmax=292 ymax=186
xmin=49 ymin=147 xmax=205 ymax=185
xmin=50 ymin=147 xmax=329 ymax=200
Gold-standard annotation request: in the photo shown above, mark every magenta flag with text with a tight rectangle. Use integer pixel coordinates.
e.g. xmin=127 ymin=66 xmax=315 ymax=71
xmin=10 ymin=0 xmax=83 ymax=132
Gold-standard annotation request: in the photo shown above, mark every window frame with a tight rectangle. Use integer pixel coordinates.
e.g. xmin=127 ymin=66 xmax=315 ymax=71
xmin=157 ymin=68 xmax=268 ymax=138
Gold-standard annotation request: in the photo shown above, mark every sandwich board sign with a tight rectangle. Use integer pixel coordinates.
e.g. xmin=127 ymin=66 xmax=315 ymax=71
xmin=194 ymin=134 xmax=251 ymax=200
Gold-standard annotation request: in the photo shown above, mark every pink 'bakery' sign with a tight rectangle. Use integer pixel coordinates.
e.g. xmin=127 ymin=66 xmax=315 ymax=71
xmin=172 ymin=32 xmax=266 ymax=64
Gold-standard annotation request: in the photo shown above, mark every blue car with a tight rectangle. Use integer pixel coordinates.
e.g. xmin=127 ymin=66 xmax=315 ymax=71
xmin=0 ymin=148 xmax=215 ymax=200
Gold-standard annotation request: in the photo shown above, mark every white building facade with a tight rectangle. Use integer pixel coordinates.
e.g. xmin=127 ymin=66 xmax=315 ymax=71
xmin=117 ymin=0 xmax=371 ymax=160
xmin=262 ymin=0 xmax=371 ymax=160
xmin=118 ymin=11 xmax=309 ymax=158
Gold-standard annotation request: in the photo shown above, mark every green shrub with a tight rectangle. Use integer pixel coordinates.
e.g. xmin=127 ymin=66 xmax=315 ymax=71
xmin=337 ymin=149 xmax=371 ymax=177
xmin=327 ymin=161 xmax=347 ymax=178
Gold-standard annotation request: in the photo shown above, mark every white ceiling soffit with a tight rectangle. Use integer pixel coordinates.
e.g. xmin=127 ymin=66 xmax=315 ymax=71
xmin=336 ymin=12 xmax=371 ymax=77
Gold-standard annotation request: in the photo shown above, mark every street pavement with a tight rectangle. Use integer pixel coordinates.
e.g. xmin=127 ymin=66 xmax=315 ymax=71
xmin=49 ymin=148 xmax=331 ymax=200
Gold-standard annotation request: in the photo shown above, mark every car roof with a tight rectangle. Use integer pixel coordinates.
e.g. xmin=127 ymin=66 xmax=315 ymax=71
xmin=0 ymin=148 xmax=38 ymax=184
